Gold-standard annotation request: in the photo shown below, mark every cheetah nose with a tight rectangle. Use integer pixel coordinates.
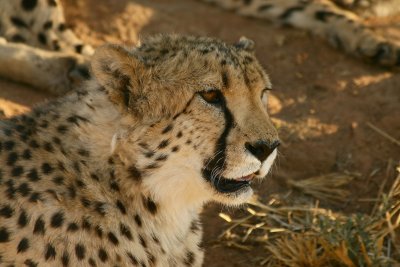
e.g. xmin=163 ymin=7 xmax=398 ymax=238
xmin=245 ymin=140 xmax=280 ymax=162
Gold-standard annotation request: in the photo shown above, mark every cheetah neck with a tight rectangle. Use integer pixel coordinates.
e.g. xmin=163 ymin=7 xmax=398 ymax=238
xmin=32 ymin=84 xmax=207 ymax=245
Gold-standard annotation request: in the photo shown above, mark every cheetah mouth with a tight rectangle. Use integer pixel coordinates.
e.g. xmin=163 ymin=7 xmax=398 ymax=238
xmin=202 ymin=169 xmax=255 ymax=194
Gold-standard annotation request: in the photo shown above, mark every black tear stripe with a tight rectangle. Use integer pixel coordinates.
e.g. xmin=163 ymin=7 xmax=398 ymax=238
xmin=202 ymin=94 xmax=233 ymax=181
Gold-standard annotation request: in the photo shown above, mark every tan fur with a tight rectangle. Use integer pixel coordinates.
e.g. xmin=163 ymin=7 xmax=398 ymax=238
xmin=0 ymin=0 xmax=92 ymax=55
xmin=0 ymin=38 xmax=89 ymax=95
xmin=202 ymin=0 xmax=400 ymax=67
xmin=0 ymin=34 xmax=278 ymax=266
xmin=0 ymin=0 xmax=92 ymax=94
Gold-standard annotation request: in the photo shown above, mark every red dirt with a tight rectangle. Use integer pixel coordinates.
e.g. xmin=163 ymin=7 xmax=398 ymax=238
xmin=1 ymin=1 xmax=399 ymax=266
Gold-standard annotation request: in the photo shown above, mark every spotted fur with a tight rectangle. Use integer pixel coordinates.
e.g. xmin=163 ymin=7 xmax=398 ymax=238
xmin=202 ymin=0 xmax=400 ymax=67
xmin=0 ymin=34 xmax=279 ymax=266
xmin=0 ymin=0 xmax=93 ymax=55
xmin=0 ymin=0 xmax=93 ymax=95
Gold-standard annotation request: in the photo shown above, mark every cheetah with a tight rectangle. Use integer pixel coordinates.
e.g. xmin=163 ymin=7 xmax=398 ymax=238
xmin=0 ymin=0 xmax=93 ymax=95
xmin=0 ymin=34 xmax=279 ymax=266
xmin=203 ymin=0 xmax=400 ymax=67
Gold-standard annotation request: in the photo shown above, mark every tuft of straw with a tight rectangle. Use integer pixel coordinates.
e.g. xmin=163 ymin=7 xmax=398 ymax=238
xmin=285 ymin=172 xmax=359 ymax=202
xmin=218 ymin=168 xmax=400 ymax=266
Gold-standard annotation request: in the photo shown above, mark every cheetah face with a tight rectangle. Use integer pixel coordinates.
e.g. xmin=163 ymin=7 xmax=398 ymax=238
xmin=195 ymin=81 xmax=278 ymax=196
xmin=92 ymin=35 xmax=279 ymax=206
xmin=193 ymin=86 xmax=279 ymax=205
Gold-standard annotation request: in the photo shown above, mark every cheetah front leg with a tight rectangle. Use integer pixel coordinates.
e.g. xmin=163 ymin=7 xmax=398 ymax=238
xmin=0 ymin=38 xmax=90 ymax=95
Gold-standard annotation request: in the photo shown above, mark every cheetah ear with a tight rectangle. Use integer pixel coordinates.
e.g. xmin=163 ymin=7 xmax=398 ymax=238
xmin=234 ymin=36 xmax=255 ymax=52
xmin=91 ymin=44 xmax=145 ymax=111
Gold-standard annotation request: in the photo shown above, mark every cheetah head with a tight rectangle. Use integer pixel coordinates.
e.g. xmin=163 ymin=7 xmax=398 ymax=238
xmin=92 ymin=35 xmax=279 ymax=207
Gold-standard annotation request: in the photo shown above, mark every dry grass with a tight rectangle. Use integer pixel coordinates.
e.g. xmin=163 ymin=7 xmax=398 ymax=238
xmin=219 ymin=167 xmax=400 ymax=267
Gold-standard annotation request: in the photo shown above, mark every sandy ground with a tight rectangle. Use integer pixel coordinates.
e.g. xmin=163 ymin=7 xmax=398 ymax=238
xmin=0 ymin=1 xmax=400 ymax=266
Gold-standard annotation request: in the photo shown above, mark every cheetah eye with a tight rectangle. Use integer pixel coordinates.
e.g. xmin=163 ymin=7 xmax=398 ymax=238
xmin=199 ymin=90 xmax=223 ymax=105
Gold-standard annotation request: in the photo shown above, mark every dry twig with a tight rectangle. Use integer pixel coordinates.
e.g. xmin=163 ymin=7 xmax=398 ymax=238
xmin=367 ymin=122 xmax=400 ymax=147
